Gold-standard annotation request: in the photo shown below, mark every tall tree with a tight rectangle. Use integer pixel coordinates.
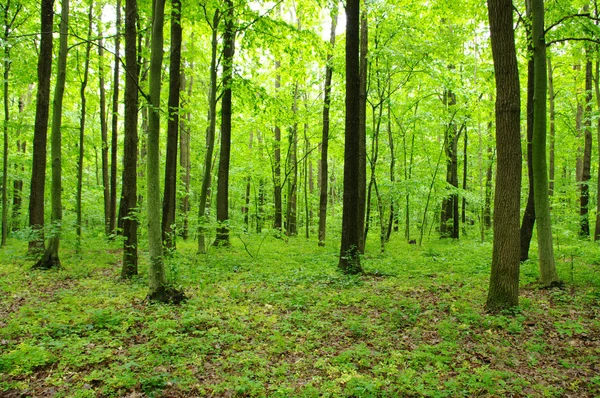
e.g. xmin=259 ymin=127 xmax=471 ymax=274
xmin=109 ymin=0 xmax=121 ymax=234
xmin=214 ymin=0 xmax=235 ymax=246
xmin=147 ymin=0 xmax=169 ymax=298
xmin=75 ymin=3 xmax=93 ymax=249
xmin=98 ymin=28 xmax=110 ymax=236
xmin=197 ymin=8 xmax=219 ymax=254
xmin=485 ymin=0 xmax=521 ymax=312
xmin=317 ymin=7 xmax=337 ymax=247
xmin=34 ymin=0 xmax=69 ymax=269
xmin=120 ymin=0 xmax=139 ymax=278
xmin=580 ymin=57 xmax=592 ymax=237
xmin=339 ymin=0 xmax=362 ymax=274
xmin=531 ymin=0 xmax=559 ymax=285
xmin=520 ymin=0 xmax=535 ymax=262
xmin=28 ymin=0 xmax=54 ymax=254
xmin=179 ymin=69 xmax=192 ymax=240
xmin=162 ymin=0 xmax=182 ymax=249
xmin=440 ymin=89 xmax=460 ymax=239
xmin=357 ymin=9 xmax=367 ymax=253
xmin=273 ymin=62 xmax=283 ymax=232
xmin=285 ymin=85 xmax=299 ymax=236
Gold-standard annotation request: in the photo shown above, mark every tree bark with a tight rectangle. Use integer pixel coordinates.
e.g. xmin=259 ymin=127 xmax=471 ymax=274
xmin=121 ymin=0 xmax=139 ymax=278
xmin=520 ymin=4 xmax=535 ymax=261
xmin=214 ymin=0 xmax=235 ymax=246
xmin=318 ymin=10 xmax=336 ymax=246
xmin=34 ymin=0 xmax=68 ymax=269
xmin=285 ymin=85 xmax=299 ymax=237
xmin=98 ymin=30 xmax=110 ymax=236
xmin=197 ymin=9 xmax=219 ymax=253
xmin=109 ymin=0 xmax=121 ymax=235
xmin=273 ymin=62 xmax=283 ymax=232
xmin=532 ymin=0 xmax=559 ymax=286
xmin=594 ymin=59 xmax=600 ymax=241
xmin=485 ymin=0 xmax=521 ymax=312
xmin=179 ymin=69 xmax=191 ymax=240
xmin=440 ymin=89 xmax=459 ymax=239
xmin=339 ymin=0 xmax=362 ymax=274
xmin=162 ymin=0 xmax=182 ymax=249
xmin=580 ymin=57 xmax=592 ymax=237
xmin=357 ymin=10 xmax=368 ymax=253
xmin=548 ymin=56 xmax=556 ymax=196
xmin=28 ymin=0 xmax=54 ymax=254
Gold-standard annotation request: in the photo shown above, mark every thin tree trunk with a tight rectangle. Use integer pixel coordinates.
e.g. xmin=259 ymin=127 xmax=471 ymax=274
xmin=34 ymin=0 xmax=69 ymax=269
xmin=532 ymin=0 xmax=559 ymax=285
xmin=594 ymin=59 xmax=600 ymax=241
xmin=28 ymin=0 xmax=54 ymax=254
xmin=98 ymin=31 xmax=110 ymax=236
xmin=286 ymin=85 xmax=299 ymax=237
xmin=485 ymin=0 xmax=522 ymax=312
xmin=339 ymin=0 xmax=362 ymax=273
xmin=461 ymin=127 xmax=468 ymax=231
xmin=548 ymin=55 xmax=556 ymax=196
xmin=179 ymin=69 xmax=191 ymax=240
xmin=75 ymin=3 xmax=93 ymax=250
xmin=147 ymin=0 xmax=168 ymax=297
xmin=109 ymin=0 xmax=121 ymax=234
xmin=386 ymin=87 xmax=395 ymax=242
xmin=197 ymin=10 xmax=219 ymax=254
xmin=580 ymin=57 xmax=592 ymax=237
xmin=304 ymin=123 xmax=310 ymax=239
xmin=520 ymin=4 xmax=535 ymax=261
xmin=318 ymin=9 xmax=336 ymax=246
xmin=357 ymin=10 xmax=368 ymax=254
xmin=273 ymin=63 xmax=283 ymax=232
xmin=162 ymin=0 xmax=182 ymax=249
xmin=214 ymin=0 xmax=235 ymax=246
xmin=121 ymin=0 xmax=138 ymax=278
xmin=440 ymin=90 xmax=459 ymax=239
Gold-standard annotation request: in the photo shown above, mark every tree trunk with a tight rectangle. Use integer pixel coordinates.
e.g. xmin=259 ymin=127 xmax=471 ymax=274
xmin=304 ymin=122 xmax=310 ymax=239
xmin=440 ymin=90 xmax=459 ymax=239
xmin=197 ymin=10 xmax=219 ymax=254
xmin=98 ymin=30 xmax=110 ymax=236
xmin=179 ymin=69 xmax=191 ymax=240
xmin=461 ymin=127 xmax=468 ymax=231
xmin=594 ymin=59 xmax=600 ymax=241
xmin=121 ymin=0 xmax=138 ymax=279
xmin=162 ymin=0 xmax=182 ymax=250
xmin=28 ymin=0 xmax=54 ymax=254
xmin=147 ymin=0 xmax=168 ymax=297
xmin=286 ymin=86 xmax=299 ymax=237
xmin=532 ymin=0 xmax=559 ymax=286
xmin=485 ymin=0 xmax=522 ymax=312
xmin=75 ymin=4 xmax=93 ymax=250
xmin=520 ymin=6 xmax=535 ymax=261
xmin=357 ymin=10 xmax=368 ymax=254
xmin=34 ymin=0 xmax=68 ymax=269
xmin=317 ymin=18 xmax=333 ymax=245
xmin=109 ymin=0 xmax=121 ymax=235
xmin=273 ymin=63 xmax=283 ymax=232
xmin=339 ymin=0 xmax=362 ymax=274
xmin=548 ymin=55 xmax=556 ymax=196
xmin=386 ymin=88 xmax=396 ymax=242
xmin=214 ymin=0 xmax=235 ymax=246
xmin=580 ymin=58 xmax=592 ymax=237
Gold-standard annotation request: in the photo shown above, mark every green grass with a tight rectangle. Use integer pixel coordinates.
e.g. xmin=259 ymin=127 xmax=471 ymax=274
xmin=1 ymin=232 xmax=599 ymax=397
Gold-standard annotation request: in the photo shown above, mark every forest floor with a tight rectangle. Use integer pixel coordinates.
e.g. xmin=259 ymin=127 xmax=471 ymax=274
xmin=1 ymin=230 xmax=599 ymax=397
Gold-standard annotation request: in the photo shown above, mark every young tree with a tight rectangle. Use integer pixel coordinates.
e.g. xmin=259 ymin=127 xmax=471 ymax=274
xmin=532 ymin=0 xmax=559 ymax=285
xmin=485 ymin=0 xmax=522 ymax=312
xmin=214 ymin=0 xmax=235 ymax=246
xmin=162 ymin=0 xmax=182 ymax=249
xmin=580 ymin=57 xmax=592 ymax=237
xmin=97 ymin=27 xmax=110 ymax=236
xmin=120 ymin=0 xmax=139 ymax=278
xmin=318 ymin=7 xmax=337 ymax=247
xmin=339 ymin=0 xmax=362 ymax=274
xmin=28 ymin=0 xmax=54 ymax=254
xmin=109 ymin=0 xmax=121 ymax=234
xmin=34 ymin=0 xmax=69 ymax=269
xmin=357 ymin=9 xmax=367 ymax=253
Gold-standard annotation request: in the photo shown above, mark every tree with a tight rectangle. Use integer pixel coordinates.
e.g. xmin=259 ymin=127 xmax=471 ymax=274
xmin=579 ymin=56 xmax=592 ymax=237
xmin=532 ymin=0 xmax=559 ymax=286
xmin=28 ymin=0 xmax=54 ymax=254
xmin=214 ymin=0 xmax=235 ymax=246
xmin=109 ymin=0 xmax=121 ymax=235
xmin=162 ymin=0 xmax=182 ymax=249
xmin=339 ymin=0 xmax=362 ymax=274
xmin=33 ymin=0 xmax=69 ymax=269
xmin=357 ymin=9 xmax=367 ymax=253
xmin=97 ymin=23 xmax=110 ymax=236
xmin=318 ymin=7 xmax=337 ymax=247
xmin=120 ymin=0 xmax=139 ymax=278
xmin=485 ymin=0 xmax=521 ymax=312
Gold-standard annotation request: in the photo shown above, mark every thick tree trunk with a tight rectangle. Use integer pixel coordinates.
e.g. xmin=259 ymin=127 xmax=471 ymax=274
xmin=109 ymin=0 xmax=121 ymax=235
xmin=532 ymin=0 xmax=559 ymax=286
xmin=485 ymin=0 xmax=521 ymax=312
xmin=28 ymin=0 xmax=54 ymax=254
xmin=214 ymin=0 xmax=235 ymax=246
xmin=318 ymin=9 xmax=336 ymax=246
xmin=162 ymin=0 xmax=182 ymax=250
xmin=34 ymin=0 xmax=68 ymax=269
xmin=440 ymin=90 xmax=459 ymax=239
xmin=520 ymin=13 xmax=535 ymax=262
xmin=121 ymin=0 xmax=139 ymax=279
xmin=339 ymin=0 xmax=362 ymax=274
xmin=580 ymin=58 xmax=592 ymax=237
xmin=197 ymin=10 xmax=219 ymax=254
